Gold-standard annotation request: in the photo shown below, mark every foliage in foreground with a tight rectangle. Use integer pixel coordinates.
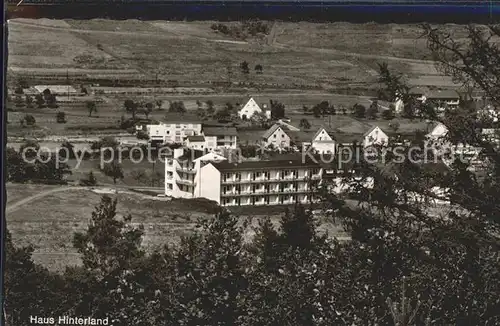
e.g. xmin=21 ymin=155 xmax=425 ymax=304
xmin=5 ymin=23 xmax=500 ymax=326
xmin=4 ymin=193 xmax=500 ymax=326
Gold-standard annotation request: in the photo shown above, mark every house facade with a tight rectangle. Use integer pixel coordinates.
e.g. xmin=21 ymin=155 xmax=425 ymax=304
xmin=261 ymin=124 xmax=291 ymax=149
xmin=310 ymin=128 xmax=336 ymax=154
xmin=164 ymin=148 xmax=227 ymax=199
xmin=239 ymin=97 xmax=263 ymax=119
xmin=147 ymin=121 xmax=203 ymax=144
xmin=201 ymin=159 xmax=323 ymax=206
xmin=362 ymin=126 xmax=389 ymax=148
xmin=201 ymin=126 xmax=238 ymax=150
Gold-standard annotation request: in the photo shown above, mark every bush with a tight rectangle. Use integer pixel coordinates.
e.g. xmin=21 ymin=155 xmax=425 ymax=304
xmin=24 ymin=114 xmax=36 ymax=126
xmin=56 ymin=111 xmax=66 ymax=123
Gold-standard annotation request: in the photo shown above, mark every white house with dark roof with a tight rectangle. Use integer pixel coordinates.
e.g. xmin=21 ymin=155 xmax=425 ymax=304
xmin=261 ymin=124 xmax=291 ymax=149
xmin=425 ymin=90 xmax=460 ymax=111
xmin=239 ymin=97 xmax=266 ymax=120
xmin=186 ymin=135 xmax=206 ymax=150
xmin=426 ymin=122 xmax=449 ymax=140
xmin=362 ymin=126 xmax=389 ymax=148
xmin=311 ymin=127 xmax=336 ymax=154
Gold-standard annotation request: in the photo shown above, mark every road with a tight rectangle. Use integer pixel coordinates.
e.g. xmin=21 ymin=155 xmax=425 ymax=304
xmin=5 ymin=184 xmax=164 ymax=214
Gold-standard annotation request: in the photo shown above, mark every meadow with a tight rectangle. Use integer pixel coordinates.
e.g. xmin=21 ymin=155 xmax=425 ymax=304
xmin=6 ymin=183 xmax=346 ymax=272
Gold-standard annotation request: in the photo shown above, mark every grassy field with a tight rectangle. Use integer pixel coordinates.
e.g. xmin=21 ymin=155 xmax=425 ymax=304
xmin=6 ymin=183 xmax=346 ymax=272
xmin=7 ymin=19 xmax=465 ymax=89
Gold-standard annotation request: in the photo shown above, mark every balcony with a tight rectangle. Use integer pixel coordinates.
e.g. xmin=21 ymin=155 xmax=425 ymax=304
xmin=176 ymin=179 xmax=194 ymax=186
xmin=221 ymin=188 xmax=313 ymax=197
xmin=176 ymin=167 xmax=196 ymax=174
xmin=221 ymin=175 xmax=313 ymax=185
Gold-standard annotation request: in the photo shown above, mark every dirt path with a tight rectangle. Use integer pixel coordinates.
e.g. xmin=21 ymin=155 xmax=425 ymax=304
xmin=5 ymin=185 xmax=164 ymax=214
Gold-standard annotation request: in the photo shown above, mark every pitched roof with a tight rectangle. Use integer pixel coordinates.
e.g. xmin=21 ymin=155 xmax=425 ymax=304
xmin=187 ymin=135 xmax=205 ymax=142
xmin=262 ymin=124 xmax=284 ymax=139
xmin=312 ymin=127 xmax=335 ymax=141
xmin=426 ymin=89 xmax=460 ymax=99
xmin=211 ymin=157 xmax=321 ymax=172
xmin=203 ymin=126 xmax=238 ymax=136
xmin=363 ymin=125 xmax=386 ymax=138
xmin=288 ymin=130 xmax=316 ymax=143
xmin=332 ymin=133 xmax=363 ymax=144
xmin=241 ymin=97 xmax=261 ymax=111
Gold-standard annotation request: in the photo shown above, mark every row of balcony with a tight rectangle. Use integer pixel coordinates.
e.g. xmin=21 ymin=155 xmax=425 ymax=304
xmin=221 ymin=174 xmax=321 ymax=184
xmin=221 ymin=188 xmax=315 ymax=197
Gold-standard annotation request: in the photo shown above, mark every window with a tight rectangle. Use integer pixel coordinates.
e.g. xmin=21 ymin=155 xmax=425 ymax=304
xmin=282 ymin=134 xmax=285 ymax=138
xmin=166 ymin=131 xmax=170 ymax=135
xmin=167 ymin=183 xmax=173 ymax=190
xmin=176 ymin=124 xmax=180 ymax=128
xmin=274 ymin=134 xmax=277 ymax=138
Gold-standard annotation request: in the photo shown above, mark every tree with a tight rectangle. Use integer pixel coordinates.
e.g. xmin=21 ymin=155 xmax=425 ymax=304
xmin=35 ymin=94 xmax=45 ymax=108
xmin=14 ymin=85 xmax=24 ymax=94
xmin=25 ymin=95 xmax=33 ymax=108
xmin=56 ymin=111 xmax=66 ymax=123
xmin=299 ymin=118 xmax=311 ymax=130
xmin=155 ymin=99 xmax=163 ymax=110
xmin=388 ymin=121 xmax=400 ymax=132
xmin=255 ymin=64 xmax=263 ymax=74
xmin=124 ymin=99 xmax=138 ymax=119
xmin=23 ymin=114 xmax=36 ymax=126
xmin=46 ymin=94 xmax=58 ymax=109
xmin=143 ymin=103 xmax=153 ymax=119
xmin=270 ymin=100 xmax=285 ymax=119
xmin=14 ymin=95 xmax=25 ymax=108
xmin=4 ymin=230 xmax=70 ymax=325
xmin=381 ymin=109 xmax=395 ymax=120
xmin=137 ymin=130 xmax=149 ymax=140
xmin=214 ymin=108 xmax=231 ymax=121
xmin=86 ymin=101 xmax=97 ymax=117
xmin=367 ymin=100 xmax=379 ymax=119
xmin=240 ymin=61 xmax=250 ymax=74
xmin=352 ymin=103 xmax=366 ymax=118
xmin=101 ymin=160 xmax=124 ymax=186
xmin=206 ymin=100 xmax=215 ymax=116
xmin=70 ymin=196 xmax=145 ymax=323
xmin=168 ymin=101 xmax=186 ymax=114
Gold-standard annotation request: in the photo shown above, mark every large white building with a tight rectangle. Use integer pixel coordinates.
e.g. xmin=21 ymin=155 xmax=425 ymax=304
xmin=147 ymin=120 xmax=203 ymax=144
xmin=164 ymin=148 xmax=227 ymax=199
xmin=164 ymin=149 xmax=325 ymax=206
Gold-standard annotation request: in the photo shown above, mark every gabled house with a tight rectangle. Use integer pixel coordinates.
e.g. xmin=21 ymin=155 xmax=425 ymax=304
xmin=426 ymin=122 xmax=448 ymax=140
xmin=261 ymin=124 xmax=291 ymax=149
xmin=186 ymin=135 xmax=206 ymax=150
xmin=425 ymin=90 xmax=460 ymax=111
xmin=239 ymin=97 xmax=266 ymax=120
xmin=277 ymin=119 xmax=300 ymax=131
xmin=310 ymin=127 xmax=336 ymax=154
xmin=363 ymin=126 xmax=389 ymax=148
